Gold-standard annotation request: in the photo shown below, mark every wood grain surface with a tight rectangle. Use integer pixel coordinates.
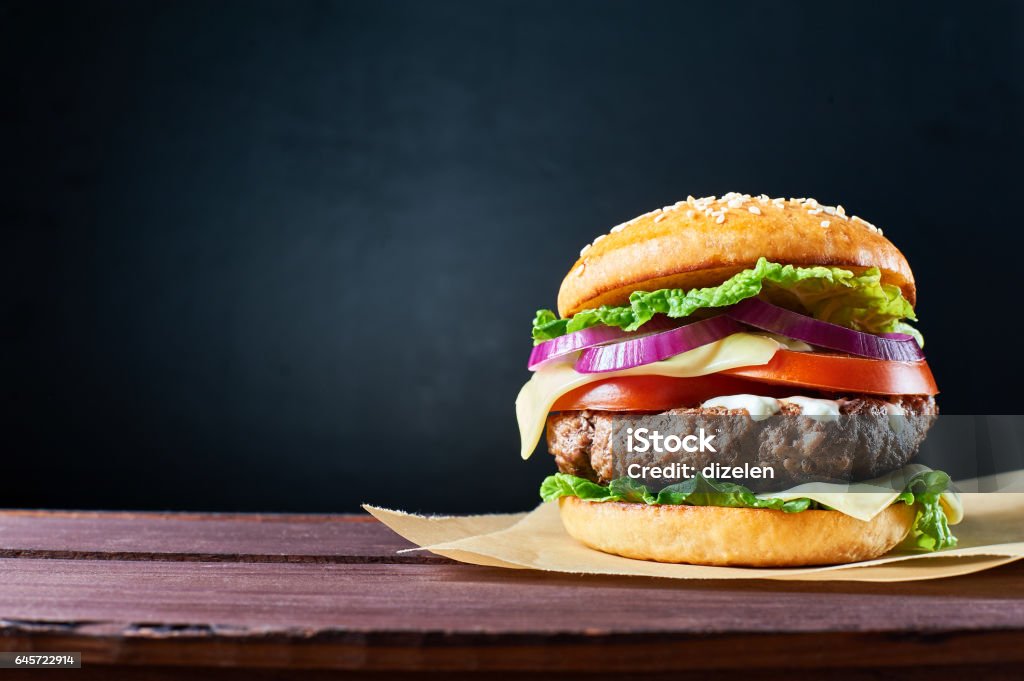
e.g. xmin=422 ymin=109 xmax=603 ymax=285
xmin=0 ymin=511 xmax=1022 ymax=679
xmin=0 ymin=510 xmax=438 ymax=563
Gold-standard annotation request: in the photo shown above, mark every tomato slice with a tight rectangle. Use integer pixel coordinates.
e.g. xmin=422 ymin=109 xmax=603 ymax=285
xmin=551 ymin=374 xmax=795 ymax=412
xmin=550 ymin=352 xmax=938 ymax=412
xmin=723 ymin=350 xmax=939 ymax=396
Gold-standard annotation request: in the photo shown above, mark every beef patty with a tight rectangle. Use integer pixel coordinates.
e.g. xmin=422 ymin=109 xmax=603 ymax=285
xmin=546 ymin=396 xmax=937 ymax=492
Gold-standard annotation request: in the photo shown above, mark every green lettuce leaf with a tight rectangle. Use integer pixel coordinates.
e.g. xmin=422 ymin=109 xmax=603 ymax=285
xmin=531 ymin=309 xmax=569 ymax=343
xmin=540 ymin=472 xmax=811 ymax=513
xmin=897 ymin=470 xmax=958 ymax=551
xmin=540 ymin=470 xmax=957 ymax=552
xmin=532 ymin=257 xmax=921 ymax=345
xmin=539 ymin=473 xmax=613 ymax=502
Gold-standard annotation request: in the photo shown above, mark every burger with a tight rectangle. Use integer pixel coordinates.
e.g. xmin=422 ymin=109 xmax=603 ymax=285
xmin=516 ymin=193 xmax=961 ymax=567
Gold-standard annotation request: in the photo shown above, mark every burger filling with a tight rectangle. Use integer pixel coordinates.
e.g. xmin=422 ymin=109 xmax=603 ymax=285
xmin=519 ymin=258 xmax=959 ymax=552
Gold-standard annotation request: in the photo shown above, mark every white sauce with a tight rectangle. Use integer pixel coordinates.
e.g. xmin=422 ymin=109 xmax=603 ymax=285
xmin=701 ymin=394 xmax=845 ymax=422
xmin=701 ymin=395 xmax=781 ymax=421
xmin=884 ymin=402 xmax=906 ymax=434
xmin=780 ymin=396 xmax=841 ymax=422
xmin=701 ymin=394 xmax=907 ymax=431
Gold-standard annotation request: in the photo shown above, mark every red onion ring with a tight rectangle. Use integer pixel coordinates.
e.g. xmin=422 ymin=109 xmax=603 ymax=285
xmin=573 ymin=316 xmax=744 ymax=373
xmin=528 ymin=326 xmax=631 ymax=370
xmin=528 ymin=316 xmax=678 ymax=370
xmin=727 ymin=298 xmax=924 ymax=362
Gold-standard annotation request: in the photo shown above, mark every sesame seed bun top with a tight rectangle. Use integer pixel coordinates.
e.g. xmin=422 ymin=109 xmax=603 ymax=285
xmin=556 ymin=193 xmax=916 ymax=319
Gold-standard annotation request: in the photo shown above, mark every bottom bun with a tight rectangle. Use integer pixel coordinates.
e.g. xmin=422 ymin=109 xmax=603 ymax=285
xmin=558 ymin=496 xmax=916 ymax=567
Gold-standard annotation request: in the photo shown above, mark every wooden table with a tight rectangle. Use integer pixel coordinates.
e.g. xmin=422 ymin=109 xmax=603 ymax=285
xmin=0 ymin=511 xmax=1022 ymax=679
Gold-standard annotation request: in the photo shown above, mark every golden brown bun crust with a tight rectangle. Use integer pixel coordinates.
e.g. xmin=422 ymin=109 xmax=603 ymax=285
xmin=557 ymin=194 xmax=915 ymax=318
xmin=558 ymin=496 xmax=915 ymax=567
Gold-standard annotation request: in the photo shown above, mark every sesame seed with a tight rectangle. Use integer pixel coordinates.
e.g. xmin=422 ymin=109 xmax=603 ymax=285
xmin=610 ymin=223 xmax=627 ymax=233
xmin=821 ymin=220 xmax=831 ymax=228
xmin=748 ymin=206 xmax=761 ymax=215
xmin=654 ymin=213 xmax=668 ymax=223
xmin=592 ymin=234 xmax=607 ymax=245
xmin=836 ymin=204 xmax=846 ymax=216
xmin=808 ymin=209 xmax=822 ymax=215
xmin=852 ymin=215 xmax=877 ymax=230
xmin=727 ymin=198 xmax=743 ymax=208
xmin=579 ymin=244 xmax=591 ymax=257
xmin=686 ymin=210 xmax=695 ymax=218
xmin=715 ymin=214 xmax=726 ymax=224
xmin=824 ymin=206 xmax=836 ymax=215
xmin=574 ymin=263 xmax=585 ymax=277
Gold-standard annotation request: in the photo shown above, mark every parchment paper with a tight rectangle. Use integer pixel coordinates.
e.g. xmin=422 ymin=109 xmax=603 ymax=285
xmin=364 ymin=482 xmax=1024 ymax=581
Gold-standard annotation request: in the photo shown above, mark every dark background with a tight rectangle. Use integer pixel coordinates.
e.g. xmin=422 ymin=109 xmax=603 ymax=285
xmin=3 ymin=0 xmax=1022 ymax=512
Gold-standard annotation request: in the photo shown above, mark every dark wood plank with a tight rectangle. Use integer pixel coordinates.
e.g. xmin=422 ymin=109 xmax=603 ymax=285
xmin=5 ymin=620 xmax=1024 ymax=673
xmin=2 ymin=557 xmax=1024 ymax=633
xmin=1 ymin=557 xmax=1024 ymax=671
xmin=18 ymin=664 xmax=1024 ymax=681
xmin=0 ymin=510 xmax=447 ymax=564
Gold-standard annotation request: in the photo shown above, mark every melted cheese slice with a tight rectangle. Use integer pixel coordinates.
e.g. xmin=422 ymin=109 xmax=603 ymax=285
xmin=759 ymin=463 xmax=964 ymax=524
xmin=515 ymin=332 xmax=780 ymax=459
